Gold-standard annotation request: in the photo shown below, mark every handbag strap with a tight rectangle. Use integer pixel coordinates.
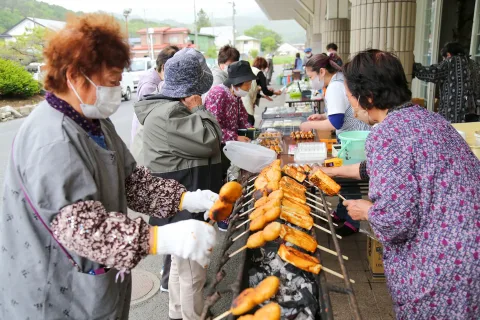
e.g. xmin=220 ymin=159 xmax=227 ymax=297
xmin=11 ymin=138 xmax=81 ymax=272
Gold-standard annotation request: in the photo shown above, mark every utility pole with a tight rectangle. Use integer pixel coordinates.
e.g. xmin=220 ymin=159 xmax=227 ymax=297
xmin=123 ymin=9 xmax=132 ymax=39
xmin=231 ymin=1 xmax=236 ymax=47
xmin=194 ymin=0 xmax=198 ymax=49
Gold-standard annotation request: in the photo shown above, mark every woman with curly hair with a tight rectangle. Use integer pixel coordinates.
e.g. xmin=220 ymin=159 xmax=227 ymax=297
xmin=342 ymin=50 xmax=480 ymax=318
xmin=0 ymin=14 xmax=218 ymax=319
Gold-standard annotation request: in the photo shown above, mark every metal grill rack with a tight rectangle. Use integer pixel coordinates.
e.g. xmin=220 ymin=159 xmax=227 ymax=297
xmin=201 ymin=174 xmax=362 ymax=320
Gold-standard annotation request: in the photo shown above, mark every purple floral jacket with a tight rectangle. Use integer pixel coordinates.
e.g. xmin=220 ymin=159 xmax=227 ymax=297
xmin=205 ymin=84 xmax=252 ymax=144
xmin=366 ymin=106 xmax=480 ymax=319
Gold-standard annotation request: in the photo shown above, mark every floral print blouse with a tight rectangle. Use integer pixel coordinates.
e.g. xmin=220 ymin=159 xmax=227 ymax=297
xmin=205 ymin=84 xmax=253 ymax=144
xmin=366 ymin=105 xmax=480 ymax=319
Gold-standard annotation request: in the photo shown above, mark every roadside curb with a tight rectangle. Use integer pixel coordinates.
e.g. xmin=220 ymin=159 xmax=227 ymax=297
xmin=0 ymin=105 xmax=36 ymax=122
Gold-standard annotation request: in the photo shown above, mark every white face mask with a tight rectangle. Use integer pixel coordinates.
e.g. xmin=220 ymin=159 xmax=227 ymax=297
xmin=233 ymin=86 xmax=249 ymax=97
xmin=311 ymin=75 xmax=324 ymax=91
xmin=68 ymin=74 xmax=122 ymax=119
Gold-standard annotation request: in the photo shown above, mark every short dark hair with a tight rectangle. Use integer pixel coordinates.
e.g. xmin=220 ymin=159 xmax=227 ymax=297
xmin=440 ymin=42 xmax=466 ymax=58
xmin=326 ymin=43 xmax=338 ymax=51
xmin=296 ymin=52 xmax=300 ymax=58
xmin=343 ymin=49 xmax=412 ymax=110
xmin=253 ymin=57 xmax=268 ymax=70
xmin=156 ymin=46 xmax=179 ymax=72
xmin=305 ymin=53 xmax=341 ymax=74
xmin=218 ymin=45 xmax=240 ymax=65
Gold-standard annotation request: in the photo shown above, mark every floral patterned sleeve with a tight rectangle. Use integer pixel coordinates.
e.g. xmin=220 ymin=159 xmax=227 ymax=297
xmin=51 ymin=200 xmax=151 ymax=270
xmin=205 ymin=87 xmax=237 ymax=143
xmin=238 ymin=99 xmax=253 ymax=129
xmin=125 ymin=166 xmax=186 ymax=218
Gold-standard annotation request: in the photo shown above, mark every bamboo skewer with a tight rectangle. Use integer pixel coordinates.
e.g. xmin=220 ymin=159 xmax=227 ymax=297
xmin=318 ymin=245 xmax=349 ymax=260
xmin=244 ymin=188 xmax=254 ymax=198
xmin=212 ymin=310 xmax=232 ymax=320
xmin=229 ymin=245 xmax=247 ymax=258
xmin=338 ymin=194 xmax=347 ymax=202
xmin=314 ymin=224 xmax=342 ymax=240
xmin=306 ymin=191 xmax=333 ymax=206
xmin=240 ymin=198 xmax=254 ymax=209
xmin=235 ymin=218 xmax=251 ymax=229
xmin=239 ymin=206 xmax=255 ymax=217
xmin=321 ymin=265 xmax=355 ymax=283
xmin=232 ymin=229 xmax=249 ymax=241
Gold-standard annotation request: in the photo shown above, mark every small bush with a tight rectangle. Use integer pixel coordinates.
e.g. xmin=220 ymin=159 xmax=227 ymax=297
xmin=0 ymin=58 xmax=40 ymax=98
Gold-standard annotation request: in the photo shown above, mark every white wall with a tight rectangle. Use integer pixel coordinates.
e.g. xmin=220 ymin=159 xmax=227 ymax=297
xmin=7 ymin=20 xmax=37 ymax=36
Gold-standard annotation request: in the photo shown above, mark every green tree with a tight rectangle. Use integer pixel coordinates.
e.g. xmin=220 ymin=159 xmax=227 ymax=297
xmin=244 ymin=25 xmax=282 ymax=52
xmin=196 ymin=9 xmax=211 ymax=32
xmin=206 ymin=46 xmax=217 ymax=59
xmin=249 ymin=49 xmax=259 ymax=59
xmin=261 ymin=37 xmax=276 ymax=53
xmin=0 ymin=26 xmax=46 ymax=65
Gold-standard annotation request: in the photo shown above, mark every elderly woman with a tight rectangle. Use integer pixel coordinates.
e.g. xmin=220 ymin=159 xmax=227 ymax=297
xmin=0 ymin=14 xmax=217 ymax=319
xmin=340 ymin=50 xmax=480 ymax=318
xmin=135 ymin=48 xmax=223 ymax=320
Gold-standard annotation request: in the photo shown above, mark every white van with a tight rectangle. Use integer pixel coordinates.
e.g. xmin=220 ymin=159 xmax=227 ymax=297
xmin=128 ymin=57 xmax=156 ymax=89
xmin=121 ymin=70 xmax=135 ymax=101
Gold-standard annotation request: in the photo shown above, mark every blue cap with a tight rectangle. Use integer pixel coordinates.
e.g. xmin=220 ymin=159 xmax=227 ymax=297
xmin=304 ymin=48 xmax=312 ymax=53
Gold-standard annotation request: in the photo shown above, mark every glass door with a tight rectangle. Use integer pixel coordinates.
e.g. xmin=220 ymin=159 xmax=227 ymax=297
xmin=470 ymin=0 xmax=480 ymax=63
xmin=412 ymin=0 xmax=443 ymax=111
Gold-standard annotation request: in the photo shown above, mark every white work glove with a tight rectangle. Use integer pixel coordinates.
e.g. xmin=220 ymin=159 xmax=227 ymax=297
xmin=156 ymin=220 xmax=217 ymax=268
xmin=181 ymin=189 xmax=218 ymax=213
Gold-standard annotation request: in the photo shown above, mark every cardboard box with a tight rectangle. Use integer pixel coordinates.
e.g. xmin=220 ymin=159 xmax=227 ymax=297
xmin=367 ymin=237 xmax=385 ymax=280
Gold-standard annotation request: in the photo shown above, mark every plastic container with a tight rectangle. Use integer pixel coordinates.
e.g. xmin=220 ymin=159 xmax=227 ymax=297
xmin=294 ymin=142 xmax=327 ymax=164
xmin=223 ymin=142 xmax=277 ymax=173
xmin=337 ymin=131 xmax=371 ymax=165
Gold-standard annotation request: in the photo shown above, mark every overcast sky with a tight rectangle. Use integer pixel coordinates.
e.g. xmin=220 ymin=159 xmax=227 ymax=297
xmin=41 ymin=0 xmax=266 ymax=24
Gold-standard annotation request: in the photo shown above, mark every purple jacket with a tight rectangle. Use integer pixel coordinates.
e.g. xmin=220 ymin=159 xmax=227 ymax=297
xmin=366 ymin=106 xmax=480 ymax=319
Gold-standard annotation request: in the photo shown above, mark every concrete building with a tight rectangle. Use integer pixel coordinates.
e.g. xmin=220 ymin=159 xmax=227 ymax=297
xmin=0 ymin=17 xmax=66 ymax=42
xmin=236 ymin=35 xmax=262 ymax=55
xmin=255 ymin=0 xmax=480 ymax=111
xmin=200 ymin=26 xmax=235 ymax=48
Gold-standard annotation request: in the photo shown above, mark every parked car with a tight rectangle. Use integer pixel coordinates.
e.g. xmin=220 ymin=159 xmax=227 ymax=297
xmin=121 ymin=70 xmax=134 ymax=101
xmin=126 ymin=57 xmax=156 ymax=89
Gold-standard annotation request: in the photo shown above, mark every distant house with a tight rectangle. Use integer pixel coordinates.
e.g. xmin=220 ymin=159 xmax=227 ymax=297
xmin=276 ymin=43 xmax=299 ymax=56
xmin=1 ymin=17 xmax=66 ymax=42
xmin=129 ymin=37 xmax=141 ymax=46
xmin=200 ymin=26 xmax=235 ymax=48
xmin=236 ymin=35 xmax=261 ymax=55
xmin=131 ymin=27 xmax=195 ymax=58
xmin=187 ymin=33 xmax=216 ymax=53
xmin=292 ymin=43 xmax=306 ymax=52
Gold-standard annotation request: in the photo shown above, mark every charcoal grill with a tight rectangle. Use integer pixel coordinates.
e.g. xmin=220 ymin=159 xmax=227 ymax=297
xmin=201 ymin=173 xmax=362 ymax=320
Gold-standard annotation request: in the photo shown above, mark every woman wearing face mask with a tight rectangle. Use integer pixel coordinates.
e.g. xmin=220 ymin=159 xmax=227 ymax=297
xmin=0 ymin=15 xmax=218 ymax=320
xmin=131 ymin=46 xmax=179 ymax=165
xmin=241 ymin=57 xmax=282 ymax=126
xmin=300 ymin=53 xmax=371 ymax=237
xmin=343 ymin=49 xmax=480 ymax=319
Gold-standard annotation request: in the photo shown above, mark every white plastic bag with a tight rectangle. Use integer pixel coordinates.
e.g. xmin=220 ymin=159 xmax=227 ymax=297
xmin=223 ymin=142 xmax=277 ymax=173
